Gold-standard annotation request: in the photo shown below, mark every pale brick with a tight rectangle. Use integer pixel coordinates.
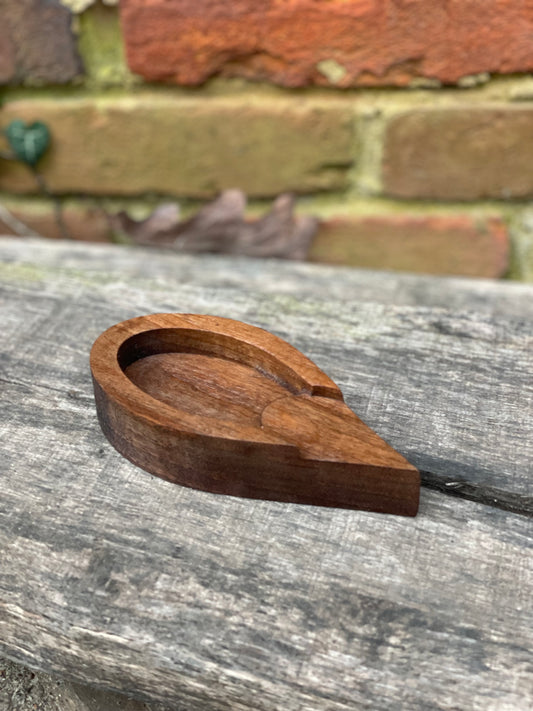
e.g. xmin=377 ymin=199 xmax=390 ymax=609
xmin=383 ymin=108 xmax=533 ymax=201
xmin=0 ymin=94 xmax=354 ymax=197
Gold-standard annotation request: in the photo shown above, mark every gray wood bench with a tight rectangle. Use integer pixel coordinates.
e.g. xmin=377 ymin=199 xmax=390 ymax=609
xmin=1 ymin=237 xmax=532 ymax=710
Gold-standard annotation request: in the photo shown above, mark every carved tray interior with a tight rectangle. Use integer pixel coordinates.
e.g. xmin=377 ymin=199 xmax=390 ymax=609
xmin=118 ymin=328 xmax=294 ymax=427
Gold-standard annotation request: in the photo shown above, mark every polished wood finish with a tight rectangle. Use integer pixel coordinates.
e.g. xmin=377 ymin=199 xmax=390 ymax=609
xmin=90 ymin=313 xmax=420 ymax=515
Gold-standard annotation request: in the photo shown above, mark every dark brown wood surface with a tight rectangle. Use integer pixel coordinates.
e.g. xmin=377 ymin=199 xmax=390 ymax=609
xmin=91 ymin=313 xmax=419 ymax=515
xmin=1 ymin=237 xmax=532 ymax=711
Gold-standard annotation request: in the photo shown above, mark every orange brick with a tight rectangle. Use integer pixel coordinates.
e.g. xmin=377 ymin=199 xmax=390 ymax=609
xmin=121 ymin=0 xmax=533 ymax=87
xmin=309 ymin=215 xmax=509 ymax=277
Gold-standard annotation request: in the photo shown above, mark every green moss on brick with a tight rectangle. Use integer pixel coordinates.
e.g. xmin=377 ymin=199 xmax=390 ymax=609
xmin=77 ymin=2 xmax=137 ymax=87
xmin=507 ymin=211 xmax=533 ymax=281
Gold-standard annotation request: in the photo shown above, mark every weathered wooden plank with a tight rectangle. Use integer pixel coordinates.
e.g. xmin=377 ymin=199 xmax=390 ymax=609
xmin=1 ymin=258 xmax=532 ymax=710
xmin=2 ymin=487 xmax=531 ymax=711
xmin=2 ymin=260 xmax=532 ymax=497
xmin=2 ymin=236 xmax=533 ymax=318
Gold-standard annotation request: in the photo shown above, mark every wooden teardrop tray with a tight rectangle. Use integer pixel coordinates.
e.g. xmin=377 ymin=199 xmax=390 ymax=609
xmin=90 ymin=314 xmax=419 ymax=516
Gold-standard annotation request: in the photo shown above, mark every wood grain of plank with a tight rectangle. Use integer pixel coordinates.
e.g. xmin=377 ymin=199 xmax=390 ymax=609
xmin=2 ymin=259 xmax=532 ymax=496
xmin=1 ymin=251 xmax=532 ymax=710
xmin=2 ymin=235 xmax=533 ymax=318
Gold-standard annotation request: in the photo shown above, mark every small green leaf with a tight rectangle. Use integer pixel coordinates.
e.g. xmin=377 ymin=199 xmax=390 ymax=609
xmin=5 ymin=119 xmax=51 ymax=166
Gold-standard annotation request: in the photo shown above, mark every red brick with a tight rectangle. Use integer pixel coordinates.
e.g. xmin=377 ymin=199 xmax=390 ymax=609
xmin=0 ymin=201 xmax=113 ymax=242
xmin=383 ymin=108 xmax=533 ymax=201
xmin=0 ymin=25 xmax=15 ymax=83
xmin=0 ymin=203 xmax=510 ymax=278
xmin=121 ymin=0 xmax=533 ymax=88
xmin=308 ymin=215 xmax=509 ymax=277
xmin=0 ymin=0 xmax=81 ymax=85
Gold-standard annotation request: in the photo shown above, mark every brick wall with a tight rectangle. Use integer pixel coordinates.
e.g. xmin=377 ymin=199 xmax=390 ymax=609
xmin=1 ymin=0 xmax=533 ymax=279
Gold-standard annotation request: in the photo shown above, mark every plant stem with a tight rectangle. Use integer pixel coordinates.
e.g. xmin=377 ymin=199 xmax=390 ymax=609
xmin=30 ymin=167 xmax=71 ymax=240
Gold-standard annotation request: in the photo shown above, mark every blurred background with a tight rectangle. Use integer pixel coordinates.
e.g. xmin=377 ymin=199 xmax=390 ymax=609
xmin=1 ymin=0 xmax=533 ymax=280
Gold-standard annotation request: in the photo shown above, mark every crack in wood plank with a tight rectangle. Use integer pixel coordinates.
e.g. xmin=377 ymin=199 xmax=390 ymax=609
xmin=420 ymin=470 xmax=533 ymax=518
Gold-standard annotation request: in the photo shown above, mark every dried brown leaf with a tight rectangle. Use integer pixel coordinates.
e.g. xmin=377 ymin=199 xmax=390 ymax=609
xmin=110 ymin=191 xmax=318 ymax=260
